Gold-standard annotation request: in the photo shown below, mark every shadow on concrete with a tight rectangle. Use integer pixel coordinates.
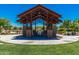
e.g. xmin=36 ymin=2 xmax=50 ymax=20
xmin=13 ymin=35 xmax=59 ymax=40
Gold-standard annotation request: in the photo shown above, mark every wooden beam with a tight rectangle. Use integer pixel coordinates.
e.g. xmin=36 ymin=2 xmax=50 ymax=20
xmin=18 ymin=5 xmax=61 ymax=18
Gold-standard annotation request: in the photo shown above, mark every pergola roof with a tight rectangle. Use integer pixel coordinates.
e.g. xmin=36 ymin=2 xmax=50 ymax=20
xmin=17 ymin=4 xmax=62 ymax=24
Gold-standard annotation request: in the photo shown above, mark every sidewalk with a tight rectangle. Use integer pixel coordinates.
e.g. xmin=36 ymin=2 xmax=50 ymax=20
xmin=0 ymin=34 xmax=79 ymax=45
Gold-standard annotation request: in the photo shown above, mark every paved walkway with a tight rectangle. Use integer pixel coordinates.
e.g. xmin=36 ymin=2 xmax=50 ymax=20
xmin=0 ymin=34 xmax=79 ymax=45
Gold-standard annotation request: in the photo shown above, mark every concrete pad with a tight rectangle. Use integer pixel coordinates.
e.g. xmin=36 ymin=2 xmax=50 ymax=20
xmin=0 ymin=34 xmax=79 ymax=45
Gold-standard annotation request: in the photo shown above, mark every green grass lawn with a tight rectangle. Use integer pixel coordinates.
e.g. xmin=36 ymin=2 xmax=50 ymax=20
xmin=0 ymin=41 xmax=79 ymax=55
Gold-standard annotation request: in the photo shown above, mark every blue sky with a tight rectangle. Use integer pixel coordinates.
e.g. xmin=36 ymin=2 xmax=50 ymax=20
xmin=0 ymin=4 xmax=79 ymax=27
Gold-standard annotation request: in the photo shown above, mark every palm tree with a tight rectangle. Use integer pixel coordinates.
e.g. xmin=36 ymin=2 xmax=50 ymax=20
xmin=73 ymin=19 xmax=79 ymax=32
xmin=63 ymin=19 xmax=70 ymax=29
xmin=60 ymin=19 xmax=71 ymax=35
xmin=58 ymin=24 xmax=66 ymax=34
xmin=58 ymin=18 xmax=79 ymax=35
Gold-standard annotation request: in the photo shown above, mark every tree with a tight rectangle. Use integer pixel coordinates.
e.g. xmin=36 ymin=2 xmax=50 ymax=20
xmin=58 ymin=18 xmax=79 ymax=35
xmin=62 ymin=19 xmax=71 ymax=30
xmin=73 ymin=19 xmax=79 ymax=32
xmin=0 ymin=18 xmax=10 ymax=27
xmin=0 ymin=18 xmax=12 ymax=33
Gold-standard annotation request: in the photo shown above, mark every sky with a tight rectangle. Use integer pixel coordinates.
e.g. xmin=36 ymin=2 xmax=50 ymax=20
xmin=0 ymin=4 xmax=79 ymax=27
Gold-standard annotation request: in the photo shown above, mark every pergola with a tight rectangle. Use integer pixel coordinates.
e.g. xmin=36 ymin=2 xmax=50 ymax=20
xmin=17 ymin=4 xmax=62 ymax=38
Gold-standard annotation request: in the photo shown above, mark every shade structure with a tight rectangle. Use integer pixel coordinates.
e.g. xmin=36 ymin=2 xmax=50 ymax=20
xmin=17 ymin=4 xmax=62 ymax=38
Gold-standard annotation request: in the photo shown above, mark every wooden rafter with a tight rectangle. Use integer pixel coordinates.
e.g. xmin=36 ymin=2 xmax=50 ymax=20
xmin=17 ymin=4 xmax=62 ymax=24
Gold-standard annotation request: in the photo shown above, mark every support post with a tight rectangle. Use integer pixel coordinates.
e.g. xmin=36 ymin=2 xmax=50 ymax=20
xmin=43 ymin=20 xmax=45 ymax=31
xmin=52 ymin=24 xmax=56 ymax=37
xmin=30 ymin=13 xmax=33 ymax=37
xmin=46 ymin=10 xmax=49 ymax=37
xmin=35 ymin=19 xmax=36 ymax=32
xmin=23 ymin=24 xmax=26 ymax=36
